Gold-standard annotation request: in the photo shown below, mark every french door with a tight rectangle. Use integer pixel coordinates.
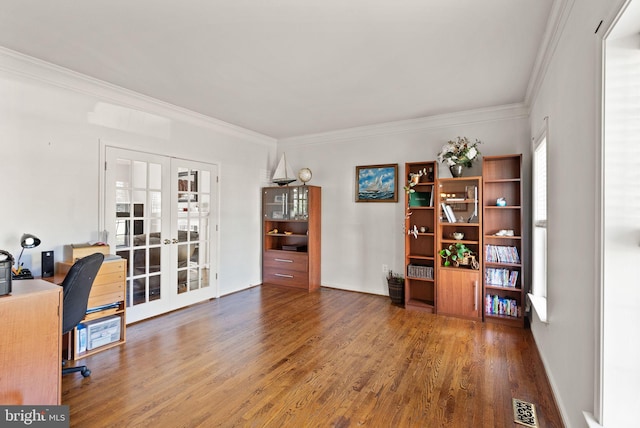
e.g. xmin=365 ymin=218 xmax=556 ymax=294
xmin=104 ymin=147 xmax=218 ymax=323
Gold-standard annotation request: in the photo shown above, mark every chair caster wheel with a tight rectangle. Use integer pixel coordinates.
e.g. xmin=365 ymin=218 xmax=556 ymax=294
xmin=81 ymin=368 xmax=91 ymax=377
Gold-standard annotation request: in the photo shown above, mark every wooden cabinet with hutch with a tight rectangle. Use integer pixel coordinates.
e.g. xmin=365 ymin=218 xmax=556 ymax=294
xmin=262 ymin=185 xmax=321 ymax=291
xmin=404 ymin=161 xmax=437 ymax=312
xmin=482 ymin=154 xmax=525 ymax=327
xmin=436 ymin=176 xmax=483 ymax=320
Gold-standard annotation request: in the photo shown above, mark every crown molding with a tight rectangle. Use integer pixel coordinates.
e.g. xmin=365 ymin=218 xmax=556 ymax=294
xmin=525 ymin=0 xmax=575 ymax=108
xmin=0 ymin=47 xmax=276 ymax=146
xmin=278 ymin=103 xmax=529 ymax=147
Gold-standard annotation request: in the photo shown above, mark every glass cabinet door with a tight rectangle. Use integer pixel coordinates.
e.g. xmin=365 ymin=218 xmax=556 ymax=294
xmin=263 ymin=186 xmax=309 ymax=220
xmin=290 ymin=186 xmax=309 ymax=220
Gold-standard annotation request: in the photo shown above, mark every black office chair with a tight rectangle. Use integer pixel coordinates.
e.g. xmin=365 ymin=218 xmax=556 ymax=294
xmin=61 ymin=252 xmax=105 ymax=377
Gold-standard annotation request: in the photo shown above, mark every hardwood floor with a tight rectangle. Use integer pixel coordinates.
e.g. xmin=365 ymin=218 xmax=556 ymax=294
xmin=62 ymin=286 xmax=563 ymax=427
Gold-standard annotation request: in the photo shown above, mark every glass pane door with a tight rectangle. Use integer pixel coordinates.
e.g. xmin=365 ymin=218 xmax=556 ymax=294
xmin=172 ymin=159 xmax=217 ymax=306
xmin=106 ymin=148 xmax=172 ymax=323
xmin=105 ymin=148 xmax=218 ymax=322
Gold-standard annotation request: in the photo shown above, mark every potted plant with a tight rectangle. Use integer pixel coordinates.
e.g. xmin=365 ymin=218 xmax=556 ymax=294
xmin=386 ymin=270 xmax=405 ymax=305
xmin=439 ymin=242 xmax=479 ymax=269
xmin=403 ymin=168 xmax=428 ymax=194
xmin=436 ymin=136 xmax=482 ymax=177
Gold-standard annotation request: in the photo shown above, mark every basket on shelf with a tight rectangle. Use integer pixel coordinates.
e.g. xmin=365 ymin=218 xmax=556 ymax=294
xmin=454 ymin=252 xmax=479 ymax=269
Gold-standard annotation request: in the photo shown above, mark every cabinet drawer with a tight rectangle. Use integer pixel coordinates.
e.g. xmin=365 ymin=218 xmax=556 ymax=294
xmin=58 ymin=259 xmax=125 ymax=276
xmin=88 ymin=290 xmax=124 ymax=309
xmin=91 ymin=280 xmax=124 ymax=297
xmin=98 ymin=260 xmax=126 ymax=275
xmin=264 ymin=252 xmax=308 ymax=273
xmin=263 ymin=269 xmax=309 ymax=289
xmin=92 ymin=271 xmax=125 ymax=287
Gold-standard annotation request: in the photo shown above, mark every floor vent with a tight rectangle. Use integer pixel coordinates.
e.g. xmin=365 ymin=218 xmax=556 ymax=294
xmin=513 ymin=398 xmax=538 ymax=428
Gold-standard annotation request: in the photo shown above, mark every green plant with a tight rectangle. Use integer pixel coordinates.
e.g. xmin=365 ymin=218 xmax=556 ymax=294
xmin=386 ymin=270 xmax=404 ymax=283
xmin=439 ymin=242 xmax=473 ymax=267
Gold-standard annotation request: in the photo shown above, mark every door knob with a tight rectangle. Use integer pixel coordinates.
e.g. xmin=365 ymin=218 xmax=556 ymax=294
xmin=163 ymin=239 xmax=171 ymax=245
xmin=172 ymin=238 xmax=179 ymax=244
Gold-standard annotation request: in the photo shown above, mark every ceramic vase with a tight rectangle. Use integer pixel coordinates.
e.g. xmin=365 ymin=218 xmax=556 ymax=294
xmin=449 ymin=164 xmax=464 ymax=177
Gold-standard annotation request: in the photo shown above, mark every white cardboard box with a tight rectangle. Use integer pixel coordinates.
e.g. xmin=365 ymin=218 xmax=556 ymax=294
xmin=86 ymin=316 xmax=121 ymax=350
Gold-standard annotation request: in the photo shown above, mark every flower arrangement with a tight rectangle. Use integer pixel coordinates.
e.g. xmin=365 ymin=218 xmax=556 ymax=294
xmin=436 ymin=137 xmax=482 ymax=167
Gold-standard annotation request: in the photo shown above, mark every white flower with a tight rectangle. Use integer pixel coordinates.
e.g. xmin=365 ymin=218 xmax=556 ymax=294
xmin=436 ymin=136 xmax=482 ymax=167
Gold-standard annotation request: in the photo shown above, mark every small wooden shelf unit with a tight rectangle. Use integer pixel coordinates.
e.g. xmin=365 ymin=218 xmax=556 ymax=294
xmin=55 ymin=258 xmax=127 ymax=359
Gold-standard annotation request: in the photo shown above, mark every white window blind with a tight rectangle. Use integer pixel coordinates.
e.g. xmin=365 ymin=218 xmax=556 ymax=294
xmin=534 ymin=138 xmax=547 ymax=227
xmin=531 ymin=130 xmax=548 ymax=316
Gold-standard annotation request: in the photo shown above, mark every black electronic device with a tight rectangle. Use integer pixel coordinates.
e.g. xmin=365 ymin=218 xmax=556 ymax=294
xmin=0 ymin=249 xmax=14 ymax=295
xmin=41 ymin=250 xmax=54 ymax=278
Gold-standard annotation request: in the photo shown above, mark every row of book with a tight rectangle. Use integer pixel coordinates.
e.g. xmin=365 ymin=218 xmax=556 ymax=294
xmin=485 ymin=245 xmax=520 ymax=264
xmin=485 ymin=268 xmax=519 ymax=288
xmin=485 ymin=294 xmax=521 ymax=318
xmin=440 ymin=203 xmax=457 ymax=223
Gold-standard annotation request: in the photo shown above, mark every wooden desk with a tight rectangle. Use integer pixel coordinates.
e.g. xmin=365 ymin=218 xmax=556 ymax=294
xmin=0 ymin=279 xmax=62 ymax=405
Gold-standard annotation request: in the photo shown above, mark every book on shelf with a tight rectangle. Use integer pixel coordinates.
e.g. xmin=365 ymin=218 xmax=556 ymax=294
xmin=440 ymin=203 xmax=456 ymax=223
xmin=485 ymin=268 xmax=519 ymax=287
xmin=485 ymin=245 xmax=520 ymax=264
xmin=485 ymin=294 xmax=521 ymax=318
xmin=440 ymin=203 xmax=452 ymax=222
xmin=409 ymin=191 xmax=431 ymax=207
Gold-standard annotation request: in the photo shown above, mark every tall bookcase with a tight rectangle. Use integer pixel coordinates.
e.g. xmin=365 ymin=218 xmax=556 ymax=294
xmin=404 ymin=161 xmax=437 ymax=312
xmin=436 ymin=176 xmax=483 ymax=320
xmin=262 ymin=185 xmax=321 ymax=292
xmin=482 ymin=154 xmax=525 ymax=327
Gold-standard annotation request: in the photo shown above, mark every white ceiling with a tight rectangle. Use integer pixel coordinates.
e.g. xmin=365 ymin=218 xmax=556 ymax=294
xmin=0 ymin=0 xmax=554 ymax=139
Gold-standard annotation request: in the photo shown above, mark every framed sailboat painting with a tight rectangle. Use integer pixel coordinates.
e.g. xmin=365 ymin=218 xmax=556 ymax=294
xmin=355 ymin=164 xmax=398 ymax=202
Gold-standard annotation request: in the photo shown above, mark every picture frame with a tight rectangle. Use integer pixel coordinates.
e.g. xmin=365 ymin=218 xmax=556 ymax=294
xmin=178 ymin=170 xmax=198 ymax=202
xmin=355 ymin=164 xmax=398 ymax=202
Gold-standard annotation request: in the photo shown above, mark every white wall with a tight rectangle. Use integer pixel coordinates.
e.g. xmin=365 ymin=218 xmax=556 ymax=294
xmin=0 ymin=48 xmax=276 ymax=297
xmin=602 ymin=14 xmax=640 ymax=428
xmin=528 ymin=1 xmax=620 ymax=427
xmin=279 ymin=106 xmax=530 ymax=296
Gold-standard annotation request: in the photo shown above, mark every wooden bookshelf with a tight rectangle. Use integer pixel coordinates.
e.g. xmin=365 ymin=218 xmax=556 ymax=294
xmin=482 ymin=154 xmax=525 ymax=327
xmin=404 ymin=161 xmax=437 ymax=312
xmin=436 ymin=176 xmax=483 ymax=320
